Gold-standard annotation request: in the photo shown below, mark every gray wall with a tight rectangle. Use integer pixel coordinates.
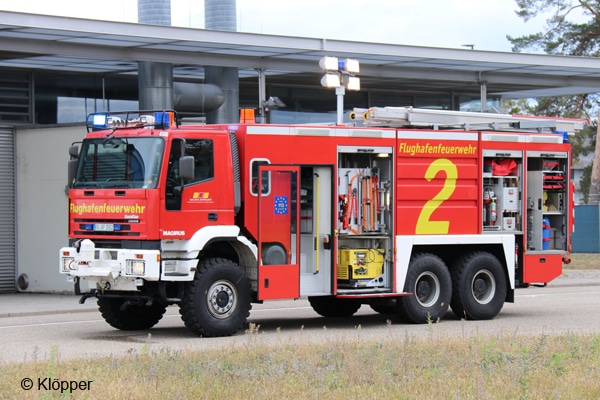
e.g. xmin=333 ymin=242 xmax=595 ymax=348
xmin=16 ymin=125 xmax=83 ymax=293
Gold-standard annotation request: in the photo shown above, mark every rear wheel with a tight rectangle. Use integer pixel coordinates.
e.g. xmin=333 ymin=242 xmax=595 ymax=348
xmin=369 ymin=299 xmax=396 ymax=314
xmin=180 ymin=258 xmax=252 ymax=337
xmin=396 ymin=253 xmax=451 ymax=323
xmin=451 ymin=251 xmax=507 ymax=320
xmin=98 ymin=296 xmax=167 ymax=330
xmin=308 ymin=296 xmax=361 ymax=317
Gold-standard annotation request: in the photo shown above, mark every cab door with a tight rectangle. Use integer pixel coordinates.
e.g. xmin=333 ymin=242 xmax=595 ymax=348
xmin=161 ymin=137 xmax=234 ymax=239
xmin=257 ymin=165 xmax=300 ymax=300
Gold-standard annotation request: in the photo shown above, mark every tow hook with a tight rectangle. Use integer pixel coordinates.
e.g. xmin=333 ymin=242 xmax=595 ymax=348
xmin=78 ymin=291 xmax=97 ymax=304
xmin=96 ymin=281 xmax=111 ymax=292
xmin=562 ymin=256 xmax=572 ymax=265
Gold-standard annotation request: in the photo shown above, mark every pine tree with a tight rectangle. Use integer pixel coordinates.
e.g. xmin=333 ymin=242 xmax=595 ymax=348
xmin=508 ymin=0 xmax=600 ymax=203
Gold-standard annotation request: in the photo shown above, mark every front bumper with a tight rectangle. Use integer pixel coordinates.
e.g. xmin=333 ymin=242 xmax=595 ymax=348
xmin=59 ymin=239 xmax=161 ymax=291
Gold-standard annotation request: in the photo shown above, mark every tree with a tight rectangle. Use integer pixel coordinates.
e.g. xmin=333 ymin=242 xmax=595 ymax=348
xmin=501 ymin=98 xmax=536 ymax=115
xmin=527 ymin=97 xmax=597 ymax=202
xmin=510 ymin=0 xmax=600 ymax=56
xmin=508 ymin=0 xmax=600 ymax=203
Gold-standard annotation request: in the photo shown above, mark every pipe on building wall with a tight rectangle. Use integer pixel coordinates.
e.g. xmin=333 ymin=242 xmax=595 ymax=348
xmin=138 ymin=0 xmax=173 ymax=110
xmin=138 ymin=0 xmax=171 ymax=25
xmin=136 ymin=0 xmax=236 ymax=116
xmin=204 ymin=66 xmax=239 ymax=123
xmin=173 ymin=82 xmax=225 ymax=112
xmin=205 ymin=0 xmax=236 ymax=31
xmin=205 ymin=0 xmax=239 ymax=124
xmin=478 ymin=72 xmax=487 ymax=113
xmin=138 ymin=61 xmax=173 ymax=110
xmin=257 ymin=68 xmax=266 ymax=123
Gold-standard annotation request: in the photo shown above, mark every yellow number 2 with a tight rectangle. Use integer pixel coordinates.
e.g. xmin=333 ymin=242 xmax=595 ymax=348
xmin=415 ymin=158 xmax=458 ymax=234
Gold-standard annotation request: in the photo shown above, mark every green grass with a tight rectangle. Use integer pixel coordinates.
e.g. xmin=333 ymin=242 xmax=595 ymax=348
xmin=1 ymin=254 xmax=597 ymax=399
xmin=566 ymin=253 xmax=600 ymax=270
xmin=2 ymin=326 xmax=600 ymax=399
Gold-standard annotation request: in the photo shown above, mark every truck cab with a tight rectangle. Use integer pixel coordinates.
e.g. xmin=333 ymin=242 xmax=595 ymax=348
xmin=61 ymin=111 xmax=255 ymax=336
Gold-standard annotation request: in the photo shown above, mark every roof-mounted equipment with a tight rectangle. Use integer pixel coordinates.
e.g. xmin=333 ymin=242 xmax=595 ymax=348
xmin=86 ymin=110 xmax=177 ymax=132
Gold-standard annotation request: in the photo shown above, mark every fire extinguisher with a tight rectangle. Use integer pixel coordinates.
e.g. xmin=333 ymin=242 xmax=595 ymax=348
xmin=483 ymin=187 xmax=494 ymax=201
xmin=490 ymin=198 xmax=497 ymax=226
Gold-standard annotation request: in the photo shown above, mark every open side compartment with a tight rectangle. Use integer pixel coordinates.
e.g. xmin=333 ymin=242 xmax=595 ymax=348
xmin=482 ymin=150 xmax=523 ymax=233
xmin=526 ymin=151 xmax=569 ymax=252
xmin=336 ymin=145 xmax=393 ymax=293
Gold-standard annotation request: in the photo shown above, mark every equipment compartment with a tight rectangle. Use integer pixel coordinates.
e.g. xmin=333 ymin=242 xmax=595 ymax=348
xmin=482 ymin=151 xmax=523 ymax=232
xmin=526 ymin=153 xmax=569 ymax=251
xmin=336 ymin=145 xmax=393 ymax=292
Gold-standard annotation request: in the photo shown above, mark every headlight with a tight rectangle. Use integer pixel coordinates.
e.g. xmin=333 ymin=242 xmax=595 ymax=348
xmin=126 ymin=259 xmax=145 ymax=276
xmin=164 ymin=260 xmax=176 ymax=273
xmin=61 ymin=257 xmax=75 ymax=273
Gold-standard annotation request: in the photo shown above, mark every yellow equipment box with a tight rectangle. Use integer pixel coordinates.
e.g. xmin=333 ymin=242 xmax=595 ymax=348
xmin=337 ymin=249 xmax=384 ymax=281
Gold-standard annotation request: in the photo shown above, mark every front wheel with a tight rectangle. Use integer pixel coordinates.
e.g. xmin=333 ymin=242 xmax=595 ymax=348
xmin=396 ymin=253 xmax=451 ymax=323
xmin=180 ymin=258 xmax=252 ymax=337
xmin=450 ymin=251 xmax=507 ymax=320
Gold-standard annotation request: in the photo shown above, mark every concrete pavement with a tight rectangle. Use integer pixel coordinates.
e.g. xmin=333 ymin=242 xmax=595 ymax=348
xmin=1 ymin=269 xmax=599 ymax=319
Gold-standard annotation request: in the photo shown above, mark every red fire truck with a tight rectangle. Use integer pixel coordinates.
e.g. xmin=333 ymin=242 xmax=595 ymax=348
xmin=59 ymin=107 xmax=581 ymax=336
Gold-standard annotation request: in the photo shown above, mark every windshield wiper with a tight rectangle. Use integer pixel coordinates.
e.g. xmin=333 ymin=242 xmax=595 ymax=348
xmin=72 ymin=182 xmax=99 ymax=188
xmin=108 ymin=183 xmax=135 ymax=188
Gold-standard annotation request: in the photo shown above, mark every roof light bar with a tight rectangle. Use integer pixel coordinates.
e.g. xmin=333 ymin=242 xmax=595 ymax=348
xmin=85 ymin=110 xmax=177 ymax=132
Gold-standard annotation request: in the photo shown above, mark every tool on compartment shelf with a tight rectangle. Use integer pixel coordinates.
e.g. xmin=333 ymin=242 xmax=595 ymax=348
xmin=339 ymin=167 xmax=391 ymax=235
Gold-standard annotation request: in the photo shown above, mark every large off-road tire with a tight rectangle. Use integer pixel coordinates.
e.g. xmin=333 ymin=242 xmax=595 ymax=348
xmin=97 ymin=297 xmax=167 ymax=330
xmin=308 ymin=296 xmax=361 ymax=317
xmin=180 ymin=258 xmax=252 ymax=337
xmin=396 ymin=253 xmax=451 ymax=323
xmin=369 ymin=299 xmax=396 ymax=315
xmin=450 ymin=251 xmax=507 ymax=320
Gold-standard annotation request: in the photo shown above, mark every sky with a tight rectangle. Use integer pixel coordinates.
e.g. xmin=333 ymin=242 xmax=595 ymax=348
xmin=0 ymin=0 xmax=556 ymax=52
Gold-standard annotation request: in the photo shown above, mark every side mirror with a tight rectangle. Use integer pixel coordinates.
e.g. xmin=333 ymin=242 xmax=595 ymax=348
xmin=67 ymin=145 xmax=80 ymax=186
xmin=69 ymin=145 xmax=79 ymax=158
xmin=179 ymin=155 xmax=195 ymax=181
xmin=67 ymin=159 xmax=78 ymax=187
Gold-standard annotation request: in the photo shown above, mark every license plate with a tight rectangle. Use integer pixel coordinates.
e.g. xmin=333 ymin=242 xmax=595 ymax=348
xmin=94 ymin=223 xmax=114 ymax=232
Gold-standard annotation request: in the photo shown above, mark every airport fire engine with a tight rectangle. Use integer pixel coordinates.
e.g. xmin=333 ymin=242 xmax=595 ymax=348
xmin=59 ymin=107 xmax=581 ymax=337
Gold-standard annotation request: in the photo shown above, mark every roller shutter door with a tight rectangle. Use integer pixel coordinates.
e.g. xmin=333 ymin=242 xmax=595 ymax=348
xmin=0 ymin=127 xmax=15 ymax=292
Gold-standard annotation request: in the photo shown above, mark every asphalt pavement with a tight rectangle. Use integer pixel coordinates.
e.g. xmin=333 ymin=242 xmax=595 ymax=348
xmin=1 ymin=269 xmax=599 ymax=319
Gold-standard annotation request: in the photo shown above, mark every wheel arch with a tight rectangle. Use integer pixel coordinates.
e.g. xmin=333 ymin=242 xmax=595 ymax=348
xmin=162 ymin=225 xmax=258 ymax=289
xmin=396 ymin=235 xmax=515 ymax=300
xmin=199 ymin=236 xmax=258 ymax=291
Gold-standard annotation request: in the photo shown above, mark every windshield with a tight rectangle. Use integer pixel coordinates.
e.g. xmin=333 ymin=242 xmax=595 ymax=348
xmin=72 ymin=137 xmax=165 ymax=189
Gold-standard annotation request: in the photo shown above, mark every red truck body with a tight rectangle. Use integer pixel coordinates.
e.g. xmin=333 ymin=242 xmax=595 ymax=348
xmin=60 ymin=108 xmax=578 ymax=336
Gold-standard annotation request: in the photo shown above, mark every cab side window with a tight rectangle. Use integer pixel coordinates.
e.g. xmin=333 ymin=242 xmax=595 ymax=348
xmin=185 ymin=139 xmax=214 ymax=184
xmin=165 ymin=138 xmax=214 ymax=210
xmin=250 ymin=159 xmax=270 ymax=195
xmin=166 ymin=140 xmax=183 ymax=210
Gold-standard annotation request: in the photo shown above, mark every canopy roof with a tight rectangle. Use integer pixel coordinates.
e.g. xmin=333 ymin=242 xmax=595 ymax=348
xmin=2 ymin=11 xmax=600 ymax=98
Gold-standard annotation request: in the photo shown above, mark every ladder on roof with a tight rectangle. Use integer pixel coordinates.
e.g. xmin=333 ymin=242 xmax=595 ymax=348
xmin=350 ymin=106 xmax=586 ymax=135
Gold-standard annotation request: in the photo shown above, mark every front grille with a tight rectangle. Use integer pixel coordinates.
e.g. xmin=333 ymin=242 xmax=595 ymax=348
xmin=72 ymin=231 xmax=140 ymax=236
xmin=68 ymin=239 xmax=161 ymax=250
xmin=72 ymin=217 xmax=141 ymax=237
xmin=74 ymin=218 xmax=139 ymax=223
